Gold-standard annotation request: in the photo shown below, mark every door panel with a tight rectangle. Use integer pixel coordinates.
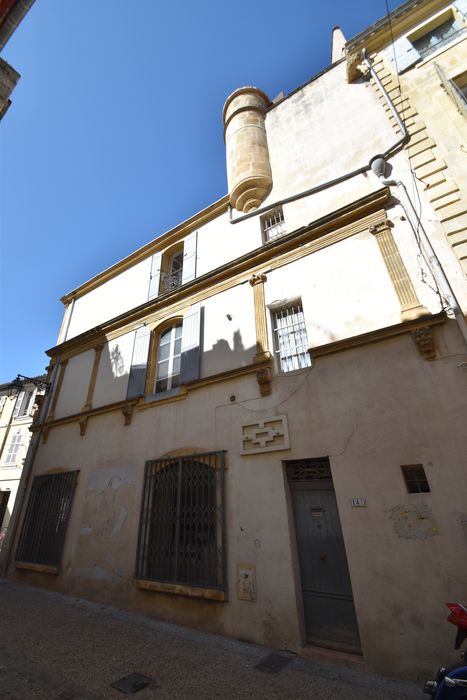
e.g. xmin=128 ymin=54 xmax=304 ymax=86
xmin=291 ymin=482 xmax=361 ymax=652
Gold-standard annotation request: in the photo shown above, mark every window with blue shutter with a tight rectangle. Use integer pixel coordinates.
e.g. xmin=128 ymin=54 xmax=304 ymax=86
xmin=148 ymin=252 xmax=162 ymax=301
xmin=127 ymin=326 xmax=151 ymax=399
xmin=181 ymin=231 xmax=198 ymax=285
xmin=385 ymin=35 xmax=420 ymax=73
xmin=181 ymin=303 xmax=202 ymax=384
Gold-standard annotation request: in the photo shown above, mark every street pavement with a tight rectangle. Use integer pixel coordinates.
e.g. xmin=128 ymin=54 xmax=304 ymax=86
xmin=0 ymin=578 xmax=421 ymax=699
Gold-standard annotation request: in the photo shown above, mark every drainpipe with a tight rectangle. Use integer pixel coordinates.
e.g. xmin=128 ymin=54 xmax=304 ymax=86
xmin=0 ymin=358 xmax=61 ymax=575
xmin=361 ymin=50 xmax=467 ymax=347
xmin=370 ymin=154 xmax=467 ymax=347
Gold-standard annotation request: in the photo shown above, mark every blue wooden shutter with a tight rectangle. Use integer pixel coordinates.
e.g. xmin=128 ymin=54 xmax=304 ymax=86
xmin=181 ymin=303 xmax=202 ymax=384
xmin=127 ymin=326 xmax=151 ymax=398
xmin=181 ymin=231 xmax=197 ymax=285
xmin=148 ymin=252 xmax=162 ymax=301
xmin=454 ymin=0 xmax=467 ymax=17
xmin=385 ymin=36 xmax=420 ymax=73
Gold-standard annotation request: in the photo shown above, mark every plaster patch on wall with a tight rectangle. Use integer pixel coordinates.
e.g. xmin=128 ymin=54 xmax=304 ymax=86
xmin=388 ymin=504 xmax=439 ymax=539
xmin=76 ymin=565 xmax=123 ymax=582
xmin=86 ymin=466 xmax=135 ymax=493
xmin=111 ymin=506 xmax=127 ymax=537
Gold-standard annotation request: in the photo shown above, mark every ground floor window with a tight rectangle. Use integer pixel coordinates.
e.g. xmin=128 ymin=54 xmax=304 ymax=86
xmin=135 ymin=451 xmax=226 ymax=591
xmin=16 ymin=471 xmax=79 ymax=567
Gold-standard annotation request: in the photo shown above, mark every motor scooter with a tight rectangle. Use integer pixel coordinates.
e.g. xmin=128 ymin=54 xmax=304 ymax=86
xmin=424 ymin=603 xmax=467 ymax=698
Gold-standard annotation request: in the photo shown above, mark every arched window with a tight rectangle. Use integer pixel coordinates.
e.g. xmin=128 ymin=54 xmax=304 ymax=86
xmin=136 ymin=452 xmax=226 ymax=591
xmin=155 ymin=322 xmax=182 ymax=393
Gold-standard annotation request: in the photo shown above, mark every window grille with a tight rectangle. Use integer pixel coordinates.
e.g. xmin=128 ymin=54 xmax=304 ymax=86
xmin=272 ymin=301 xmax=311 ymax=372
xmin=401 ymin=464 xmax=430 ymax=493
xmin=413 ymin=18 xmax=465 ymax=59
xmin=286 ymin=458 xmax=332 ymax=482
xmin=16 ymin=471 xmax=78 ymax=567
xmin=262 ymin=208 xmax=286 ymax=242
xmin=162 ymin=250 xmax=184 ymax=292
xmin=136 ymin=451 xmax=226 ymax=591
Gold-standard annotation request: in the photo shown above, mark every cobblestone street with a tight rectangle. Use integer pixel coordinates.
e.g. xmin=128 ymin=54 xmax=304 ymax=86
xmin=0 ymin=578 xmax=421 ymax=699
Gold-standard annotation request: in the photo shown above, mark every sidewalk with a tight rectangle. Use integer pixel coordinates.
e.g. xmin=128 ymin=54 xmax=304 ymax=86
xmin=0 ymin=578 xmax=421 ymax=699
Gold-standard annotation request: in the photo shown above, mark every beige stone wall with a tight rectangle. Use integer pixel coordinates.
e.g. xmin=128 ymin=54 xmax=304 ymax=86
xmin=369 ymin=31 xmax=467 ymax=275
xmin=8 ymin=320 xmax=467 ymax=679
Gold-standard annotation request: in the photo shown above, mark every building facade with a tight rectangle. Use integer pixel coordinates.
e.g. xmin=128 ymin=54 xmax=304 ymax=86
xmin=0 ymin=0 xmax=36 ymax=120
xmin=3 ymin=0 xmax=467 ymax=681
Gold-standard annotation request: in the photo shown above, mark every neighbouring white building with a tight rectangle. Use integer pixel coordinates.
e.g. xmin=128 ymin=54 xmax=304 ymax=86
xmin=0 ymin=378 xmax=45 ymax=546
xmin=3 ymin=0 xmax=467 ymax=681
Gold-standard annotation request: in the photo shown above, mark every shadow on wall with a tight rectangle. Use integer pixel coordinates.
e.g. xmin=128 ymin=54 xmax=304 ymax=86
xmin=202 ymin=329 xmax=257 ymax=377
xmin=93 ymin=342 xmax=131 ymax=406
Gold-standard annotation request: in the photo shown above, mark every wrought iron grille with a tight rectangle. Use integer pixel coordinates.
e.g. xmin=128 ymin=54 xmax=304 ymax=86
xmin=401 ymin=464 xmax=430 ymax=494
xmin=413 ymin=21 xmax=466 ymax=59
xmin=136 ymin=451 xmax=226 ymax=590
xmin=285 ymin=458 xmax=332 ymax=482
xmin=262 ymin=208 xmax=286 ymax=242
xmin=273 ymin=301 xmax=311 ymax=372
xmin=16 ymin=471 xmax=79 ymax=566
xmin=162 ymin=269 xmax=183 ymax=293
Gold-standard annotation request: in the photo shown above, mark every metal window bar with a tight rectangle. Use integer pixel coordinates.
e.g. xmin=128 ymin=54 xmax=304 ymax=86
xmin=262 ymin=208 xmax=286 ymax=242
xmin=286 ymin=458 xmax=332 ymax=482
xmin=162 ymin=268 xmax=183 ymax=293
xmin=401 ymin=465 xmax=430 ymax=493
xmin=135 ymin=451 xmax=226 ymax=590
xmin=413 ymin=22 xmax=466 ymax=59
xmin=273 ymin=303 xmax=311 ymax=372
xmin=16 ymin=471 xmax=78 ymax=566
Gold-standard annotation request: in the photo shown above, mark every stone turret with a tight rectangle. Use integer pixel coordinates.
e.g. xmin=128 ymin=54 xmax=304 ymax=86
xmin=223 ymin=87 xmax=272 ymax=213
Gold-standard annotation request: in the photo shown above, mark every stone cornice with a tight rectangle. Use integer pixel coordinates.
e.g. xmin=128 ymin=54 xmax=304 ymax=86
xmin=48 ymin=187 xmax=390 ymax=360
xmin=60 ymin=195 xmax=230 ymax=305
xmin=346 ymin=0 xmax=450 ymax=54
xmin=310 ymin=312 xmax=447 ymax=358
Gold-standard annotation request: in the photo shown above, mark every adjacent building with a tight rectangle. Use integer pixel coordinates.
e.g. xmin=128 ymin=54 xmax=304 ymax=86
xmin=0 ymin=377 xmax=45 ymax=547
xmin=0 ymin=0 xmax=36 ymax=120
xmin=3 ymin=0 xmax=467 ymax=681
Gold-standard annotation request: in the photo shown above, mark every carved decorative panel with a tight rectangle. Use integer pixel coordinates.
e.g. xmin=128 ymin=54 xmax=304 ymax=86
xmin=241 ymin=415 xmax=290 ymax=455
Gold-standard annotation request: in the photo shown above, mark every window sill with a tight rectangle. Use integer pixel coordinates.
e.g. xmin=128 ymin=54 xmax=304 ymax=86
xmin=135 ymin=578 xmax=227 ymax=601
xmin=14 ymin=561 xmax=59 ymax=575
xmin=138 ymin=387 xmax=187 ymax=410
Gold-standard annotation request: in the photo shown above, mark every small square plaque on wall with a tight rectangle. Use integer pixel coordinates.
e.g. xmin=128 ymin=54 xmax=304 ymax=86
xmin=237 ymin=563 xmax=257 ymax=601
xmin=350 ymin=497 xmax=367 ymax=507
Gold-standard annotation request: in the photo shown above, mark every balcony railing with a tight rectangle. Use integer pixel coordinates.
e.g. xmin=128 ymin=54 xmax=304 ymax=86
xmin=162 ymin=269 xmax=183 ymax=293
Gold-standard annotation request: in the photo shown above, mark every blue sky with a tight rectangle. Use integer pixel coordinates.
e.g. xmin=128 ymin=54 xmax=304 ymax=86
xmin=0 ymin=0 xmax=405 ymax=383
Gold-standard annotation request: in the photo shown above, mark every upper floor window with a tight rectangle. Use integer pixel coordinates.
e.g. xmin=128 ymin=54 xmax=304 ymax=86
xmin=155 ymin=322 xmax=182 ymax=394
xmin=147 ymin=231 xmax=198 ymax=302
xmin=13 ymin=389 xmax=35 ymax=419
xmin=435 ymin=64 xmax=467 ymax=118
xmin=261 ymin=208 xmax=286 ymax=243
xmin=162 ymin=250 xmax=184 ymax=293
xmin=126 ymin=304 xmax=202 ymax=401
xmin=412 ymin=16 xmax=465 ymax=59
xmin=272 ymin=300 xmax=311 ymax=373
xmin=385 ymin=4 xmax=467 ymax=74
xmin=3 ymin=428 xmax=24 ymax=466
